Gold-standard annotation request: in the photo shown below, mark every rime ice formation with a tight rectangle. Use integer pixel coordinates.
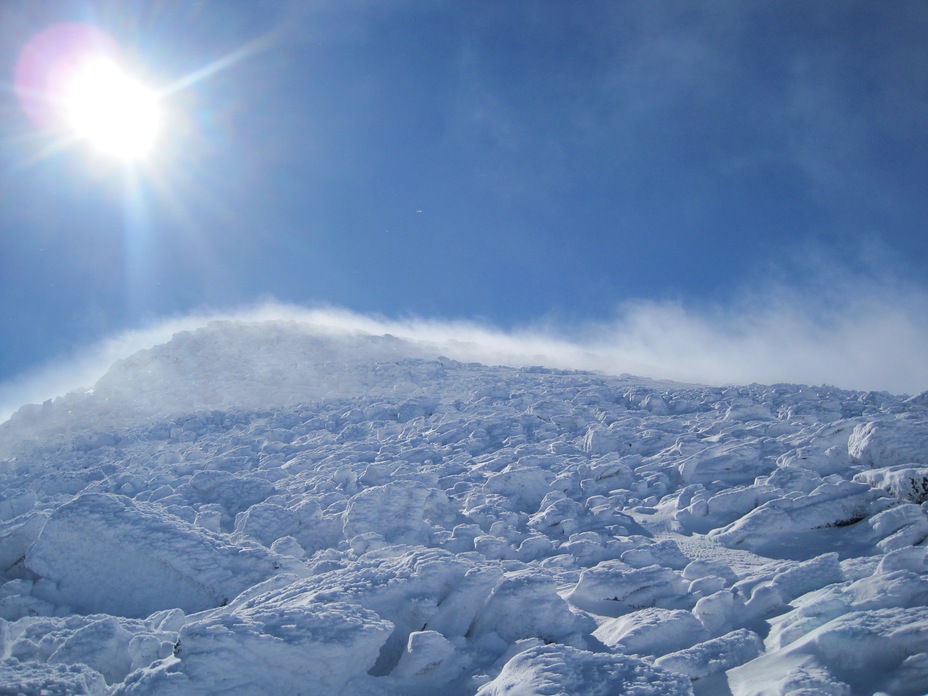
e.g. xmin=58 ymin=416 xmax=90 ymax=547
xmin=1 ymin=320 xmax=927 ymax=694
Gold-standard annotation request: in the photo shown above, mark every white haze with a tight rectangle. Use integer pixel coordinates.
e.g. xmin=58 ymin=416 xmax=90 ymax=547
xmin=3 ymin=274 xmax=928 ymax=423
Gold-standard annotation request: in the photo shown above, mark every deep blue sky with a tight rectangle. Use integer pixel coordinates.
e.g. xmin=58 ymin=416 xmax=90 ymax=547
xmin=2 ymin=1 xmax=928 ymax=386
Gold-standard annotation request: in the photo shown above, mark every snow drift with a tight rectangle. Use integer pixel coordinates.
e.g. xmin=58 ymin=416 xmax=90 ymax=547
xmin=1 ymin=319 xmax=927 ymax=694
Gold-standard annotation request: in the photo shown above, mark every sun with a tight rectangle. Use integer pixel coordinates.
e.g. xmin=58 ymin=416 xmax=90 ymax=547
xmin=62 ymin=56 xmax=161 ymax=161
xmin=17 ymin=21 xmax=267 ymax=167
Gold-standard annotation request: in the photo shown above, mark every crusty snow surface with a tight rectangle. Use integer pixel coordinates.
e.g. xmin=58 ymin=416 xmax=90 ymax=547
xmin=1 ymin=320 xmax=927 ymax=695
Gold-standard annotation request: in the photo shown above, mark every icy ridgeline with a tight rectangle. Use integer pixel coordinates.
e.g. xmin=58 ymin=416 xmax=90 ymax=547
xmin=1 ymin=321 xmax=928 ymax=695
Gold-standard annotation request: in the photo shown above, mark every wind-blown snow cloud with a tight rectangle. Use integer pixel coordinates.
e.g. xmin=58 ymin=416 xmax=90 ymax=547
xmin=2 ymin=271 xmax=927 ymax=422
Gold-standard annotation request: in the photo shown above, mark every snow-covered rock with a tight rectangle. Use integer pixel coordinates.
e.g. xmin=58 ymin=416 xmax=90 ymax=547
xmin=655 ymin=628 xmax=763 ymax=680
xmin=729 ymin=607 xmax=928 ymax=696
xmin=854 ymin=464 xmax=928 ymax=503
xmin=848 ymin=418 xmax=928 ymax=468
xmin=0 ymin=658 xmax=108 ymax=695
xmin=476 ymin=644 xmax=693 ymax=695
xmin=566 ymin=560 xmax=688 ymax=617
xmin=131 ymin=601 xmax=393 ymax=695
xmin=593 ymin=607 xmax=708 ymax=657
xmin=24 ymin=493 xmax=290 ymax=617
xmin=708 ymin=481 xmax=880 ymax=553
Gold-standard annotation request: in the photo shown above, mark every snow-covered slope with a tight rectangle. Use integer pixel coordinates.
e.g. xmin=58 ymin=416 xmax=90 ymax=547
xmin=1 ymin=320 xmax=927 ymax=695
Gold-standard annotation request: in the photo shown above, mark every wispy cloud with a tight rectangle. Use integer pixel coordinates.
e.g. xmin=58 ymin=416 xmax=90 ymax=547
xmin=2 ymin=265 xmax=927 ymax=422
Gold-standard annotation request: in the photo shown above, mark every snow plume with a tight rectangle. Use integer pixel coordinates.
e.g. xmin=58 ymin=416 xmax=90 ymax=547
xmin=592 ymin=280 xmax=928 ymax=395
xmin=2 ymin=272 xmax=928 ymax=421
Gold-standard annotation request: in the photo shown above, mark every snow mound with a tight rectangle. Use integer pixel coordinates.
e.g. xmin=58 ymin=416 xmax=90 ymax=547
xmin=566 ymin=560 xmax=688 ymax=617
xmin=476 ymin=644 xmax=693 ymax=695
xmin=2 ymin=612 xmax=181 ymax=688
xmin=655 ymin=628 xmax=764 ymax=680
xmin=730 ymin=607 xmax=928 ymax=696
xmin=0 ymin=320 xmax=926 ymax=692
xmin=0 ymin=658 xmax=107 ymax=695
xmin=593 ymin=607 xmax=709 ymax=657
xmin=855 ymin=465 xmax=928 ymax=503
xmin=707 ymin=481 xmax=880 ymax=553
xmin=120 ymin=601 xmax=392 ymax=695
xmin=848 ymin=418 xmax=928 ymax=468
xmin=24 ymin=493 xmax=291 ymax=617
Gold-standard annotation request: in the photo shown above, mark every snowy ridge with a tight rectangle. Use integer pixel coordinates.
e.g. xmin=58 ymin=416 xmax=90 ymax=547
xmin=1 ymin=320 xmax=927 ymax=694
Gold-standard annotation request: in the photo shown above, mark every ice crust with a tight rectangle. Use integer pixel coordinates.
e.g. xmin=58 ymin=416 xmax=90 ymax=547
xmin=0 ymin=320 xmax=927 ymax=694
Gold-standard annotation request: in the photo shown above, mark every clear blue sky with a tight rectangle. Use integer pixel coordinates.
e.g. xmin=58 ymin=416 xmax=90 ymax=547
xmin=2 ymin=1 xmax=928 ymax=387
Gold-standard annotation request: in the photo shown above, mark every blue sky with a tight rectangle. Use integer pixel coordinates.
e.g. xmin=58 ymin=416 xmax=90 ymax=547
xmin=2 ymin=1 xmax=928 ymax=400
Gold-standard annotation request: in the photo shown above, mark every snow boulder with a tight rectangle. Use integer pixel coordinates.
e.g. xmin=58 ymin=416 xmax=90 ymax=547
xmin=476 ymin=644 xmax=693 ymax=696
xmin=483 ymin=464 xmax=552 ymax=511
xmin=692 ymin=590 xmax=746 ymax=637
xmin=468 ymin=566 xmax=593 ymax=644
xmin=24 ymin=493 xmax=288 ymax=617
xmin=0 ymin=658 xmax=107 ymax=695
xmin=0 ymin=511 xmax=48 ymax=579
xmin=878 ymin=546 xmax=928 ymax=574
xmin=654 ymin=628 xmax=763 ymax=680
xmin=172 ymin=601 xmax=392 ymax=695
xmin=233 ymin=502 xmax=301 ymax=546
xmin=391 ymin=629 xmax=459 ymax=680
xmin=47 ymin=616 xmax=149 ymax=684
xmin=766 ymin=563 xmax=928 ymax=654
xmin=226 ymin=546 xmax=593 ymax=682
xmin=673 ymin=484 xmax=778 ymax=535
xmin=2 ymin=612 xmax=182 ymax=686
xmin=749 ymin=552 xmax=844 ymax=606
xmin=677 ymin=442 xmax=772 ymax=486
xmin=867 ymin=503 xmax=928 ymax=551
xmin=848 ymin=418 xmax=928 ymax=468
xmin=177 ymin=470 xmax=278 ymax=531
xmin=343 ymin=480 xmax=453 ymax=549
xmin=729 ymin=607 xmax=928 ymax=696
xmin=854 ymin=465 xmax=928 ymax=504
xmin=708 ymin=481 xmax=878 ymax=553
xmin=582 ymin=425 xmax=623 ymax=456
xmin=593 ymin=607 xmax=708 ymax=657
xmin=566 ymin=560 xmax=688 ymax=617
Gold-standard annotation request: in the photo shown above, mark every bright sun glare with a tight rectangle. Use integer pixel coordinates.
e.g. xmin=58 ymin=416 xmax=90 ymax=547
xmin=63 ymin=57 xmax=160 ymax=160
xmin=17 ymin=21 xmax=263 ymax=167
